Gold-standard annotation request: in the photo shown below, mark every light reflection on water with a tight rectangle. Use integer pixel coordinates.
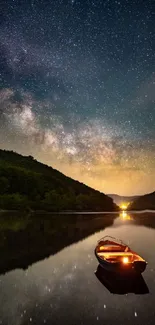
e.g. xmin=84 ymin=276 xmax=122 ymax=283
xmin=119 ymin=210 xmax=133 ymax=220
xmin=0 ymin=212 xmax=155 ymax=325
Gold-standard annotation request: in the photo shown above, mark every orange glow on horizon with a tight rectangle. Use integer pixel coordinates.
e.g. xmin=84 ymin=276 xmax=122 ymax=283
xmin=120 ymin=202 xmax=129 ymax=210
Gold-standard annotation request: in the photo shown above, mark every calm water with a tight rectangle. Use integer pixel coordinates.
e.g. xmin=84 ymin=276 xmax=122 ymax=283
xmin=0 ymin=211 xmax=155 ymax=325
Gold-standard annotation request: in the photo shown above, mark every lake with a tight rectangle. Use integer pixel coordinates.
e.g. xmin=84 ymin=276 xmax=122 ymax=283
xmin=0 ymin=211 xmax=155 ymax=325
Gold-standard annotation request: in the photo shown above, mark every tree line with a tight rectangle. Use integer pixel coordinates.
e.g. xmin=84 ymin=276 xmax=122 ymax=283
xmin=0 ymin=149 xmax=118 ymax=212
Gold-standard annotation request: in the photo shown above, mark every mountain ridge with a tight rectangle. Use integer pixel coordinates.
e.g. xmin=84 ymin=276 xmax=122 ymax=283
xmin=108 ymin=194 xmax=140 ymax=206
xmin=128 ymin=191 xmax=155 ymax=210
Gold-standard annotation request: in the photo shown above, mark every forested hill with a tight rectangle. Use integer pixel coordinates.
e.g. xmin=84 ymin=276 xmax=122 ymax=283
xmin=129 ymin=191 xmax=155 ymax=210
xmin=0 ymin=149 xmax=118 ymax=212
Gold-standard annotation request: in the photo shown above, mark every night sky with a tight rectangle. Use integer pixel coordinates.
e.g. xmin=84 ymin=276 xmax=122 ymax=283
xmin=0 ymin=0 xmax=155 ymax=195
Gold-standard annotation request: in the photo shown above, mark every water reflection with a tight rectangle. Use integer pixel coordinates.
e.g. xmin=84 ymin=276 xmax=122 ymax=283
xmin=0 ymin=212 xmax=116 ymax=275
xmin=0 ymin=211 xmax=155 ymax=276
xmin=0 ymin=211 xmax=155 ymax=325
xmin=118 ymin=210 xmax=155 ymax=229
xmin=119 ymin=210 xmax=133 ymax=220
xmin=95 ymin=265 xmax=149 ymax=295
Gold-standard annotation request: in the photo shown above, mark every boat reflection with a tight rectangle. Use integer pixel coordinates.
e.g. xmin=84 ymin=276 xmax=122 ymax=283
xmin=95 ymin=265 xmax=149 ymax=295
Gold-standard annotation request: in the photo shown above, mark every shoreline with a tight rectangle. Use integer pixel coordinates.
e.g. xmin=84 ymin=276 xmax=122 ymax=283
xmin=0 ymin=209 xmax=155 ymax=215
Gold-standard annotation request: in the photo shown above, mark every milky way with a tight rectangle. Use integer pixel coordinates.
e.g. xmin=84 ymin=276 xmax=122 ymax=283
xmin=0 ymin=0 xmax=155 ymax=195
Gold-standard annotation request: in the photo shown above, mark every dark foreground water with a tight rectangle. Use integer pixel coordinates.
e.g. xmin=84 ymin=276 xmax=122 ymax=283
xmin=0 ymin=211 xmax=155 ymax=325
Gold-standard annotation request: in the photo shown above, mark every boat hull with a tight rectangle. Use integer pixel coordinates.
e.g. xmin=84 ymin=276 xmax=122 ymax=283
xmin=133 ymin=261 xmax=147 ymax=273
xmin=94 ymin=248 xmax=147 ymax=274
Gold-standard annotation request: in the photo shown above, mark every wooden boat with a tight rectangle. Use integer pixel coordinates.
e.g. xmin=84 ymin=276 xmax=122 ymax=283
xmin=94 ymin=236 xmax=147 ymax=273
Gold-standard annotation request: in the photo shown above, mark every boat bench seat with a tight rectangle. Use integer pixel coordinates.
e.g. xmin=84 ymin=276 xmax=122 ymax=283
xmin=98 ymin=245 xmax=129 ymax=253
xmin=98 ymin=252 xmax=133 ymax=257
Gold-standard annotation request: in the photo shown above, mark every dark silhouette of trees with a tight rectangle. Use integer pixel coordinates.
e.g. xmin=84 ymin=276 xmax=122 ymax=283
xmin=129 ymin=191 xmax=155 ymax=210
xmin=0 ymin=149 xmax=118 ymax=212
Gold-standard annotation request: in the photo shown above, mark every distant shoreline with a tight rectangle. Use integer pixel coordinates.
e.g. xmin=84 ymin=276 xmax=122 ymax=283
xmin=0 ymin=209 xmax=155 ymax=215
xmin=0 ymin=209 xmax=119 ymax=214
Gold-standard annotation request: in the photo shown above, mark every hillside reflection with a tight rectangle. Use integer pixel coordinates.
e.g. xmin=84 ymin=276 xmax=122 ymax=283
xmin=0 ymin=212 xmax=116 ymax=275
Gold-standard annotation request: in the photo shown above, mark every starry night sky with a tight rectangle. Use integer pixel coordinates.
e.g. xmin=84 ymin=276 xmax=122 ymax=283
xmin=0 ymin=0 xmax=155 ymax=195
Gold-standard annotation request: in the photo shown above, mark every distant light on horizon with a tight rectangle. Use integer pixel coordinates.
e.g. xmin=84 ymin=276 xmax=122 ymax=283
xmin=120 ymin=203 xmax=129 ymax=210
